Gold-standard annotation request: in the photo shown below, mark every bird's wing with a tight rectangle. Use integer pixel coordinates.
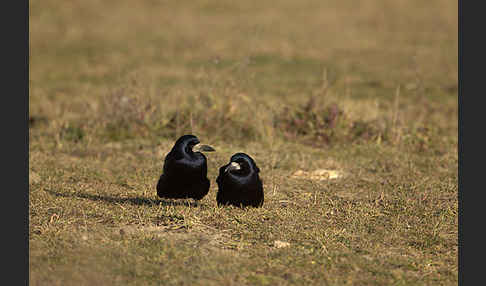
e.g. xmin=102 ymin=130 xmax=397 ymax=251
xmin=216 ymin=164 xmax=228 ymax=184
xmin=163 ymin=151 xmax=178 ymax=175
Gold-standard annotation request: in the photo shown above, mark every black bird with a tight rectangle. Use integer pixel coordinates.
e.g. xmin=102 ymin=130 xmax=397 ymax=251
xmin=156 ymin=135 xmax=215 ymax=201
xmin=216 ymin=153 xmax=264 ymax=208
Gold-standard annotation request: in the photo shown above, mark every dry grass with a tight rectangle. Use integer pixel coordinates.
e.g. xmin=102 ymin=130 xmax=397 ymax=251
xmin=30 ymin=0 xmax=457 ymax=285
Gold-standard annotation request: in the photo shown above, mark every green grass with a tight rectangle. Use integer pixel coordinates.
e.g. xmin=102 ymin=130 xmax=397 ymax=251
xmin=30 ymin=0 xmax=457 ymax=285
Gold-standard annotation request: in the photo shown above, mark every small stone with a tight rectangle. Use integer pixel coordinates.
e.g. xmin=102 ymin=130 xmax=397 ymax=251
xmin=105 ymin=142 xmax=122 ymax=149
xmin=273 ymin=240 xmax=290 ymax=248
xmin=291 ymin=169 xmax=344 ymax=181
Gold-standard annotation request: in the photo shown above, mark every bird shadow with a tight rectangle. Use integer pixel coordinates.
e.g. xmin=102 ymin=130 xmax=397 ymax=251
xmin=44 ymin=189 xmax=202 ymax=208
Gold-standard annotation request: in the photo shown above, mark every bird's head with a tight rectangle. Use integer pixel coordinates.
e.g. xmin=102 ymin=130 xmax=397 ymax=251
xmin=224 ymin=152 xmax=260 ymax=175
xmin=174 ymin=135 xmax=215 ymax=156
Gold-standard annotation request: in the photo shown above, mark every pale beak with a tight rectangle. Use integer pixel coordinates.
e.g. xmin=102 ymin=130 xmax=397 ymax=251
xmin=225 ymin=162 xmax=241 ymax=173
xmin=192 ymin=143 xmax=216 ymax=153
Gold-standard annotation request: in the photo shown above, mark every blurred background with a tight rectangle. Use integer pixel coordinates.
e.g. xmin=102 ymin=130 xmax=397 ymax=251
xmin=29 ymin=0 xmax=457 ymax=149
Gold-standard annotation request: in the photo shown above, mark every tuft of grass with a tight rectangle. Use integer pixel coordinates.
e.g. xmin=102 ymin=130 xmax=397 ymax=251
xmin=60 ymin=123 xmax=85 ymax=143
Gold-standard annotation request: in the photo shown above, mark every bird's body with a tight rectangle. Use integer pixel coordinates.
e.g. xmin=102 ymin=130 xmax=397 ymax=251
xmin=156 ymin=135 xmax=214 ymax=201
xmin=216 ymin=153 xmax=264 ymax=208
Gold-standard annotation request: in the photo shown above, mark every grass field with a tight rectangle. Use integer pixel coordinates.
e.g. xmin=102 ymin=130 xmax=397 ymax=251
xmin=29 ymin=0 xmax=458 ymax=285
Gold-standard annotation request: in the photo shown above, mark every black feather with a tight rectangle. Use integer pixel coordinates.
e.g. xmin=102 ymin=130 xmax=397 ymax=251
xmin=156 ymin=135 xmax=211 ymax=201
xmin=216 ymin=153 xmax=264 ymax=208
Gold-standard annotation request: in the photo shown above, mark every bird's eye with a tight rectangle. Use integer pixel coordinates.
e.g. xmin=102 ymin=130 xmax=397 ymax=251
xmin=186 ymin=145 xmax=194 ymax=153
